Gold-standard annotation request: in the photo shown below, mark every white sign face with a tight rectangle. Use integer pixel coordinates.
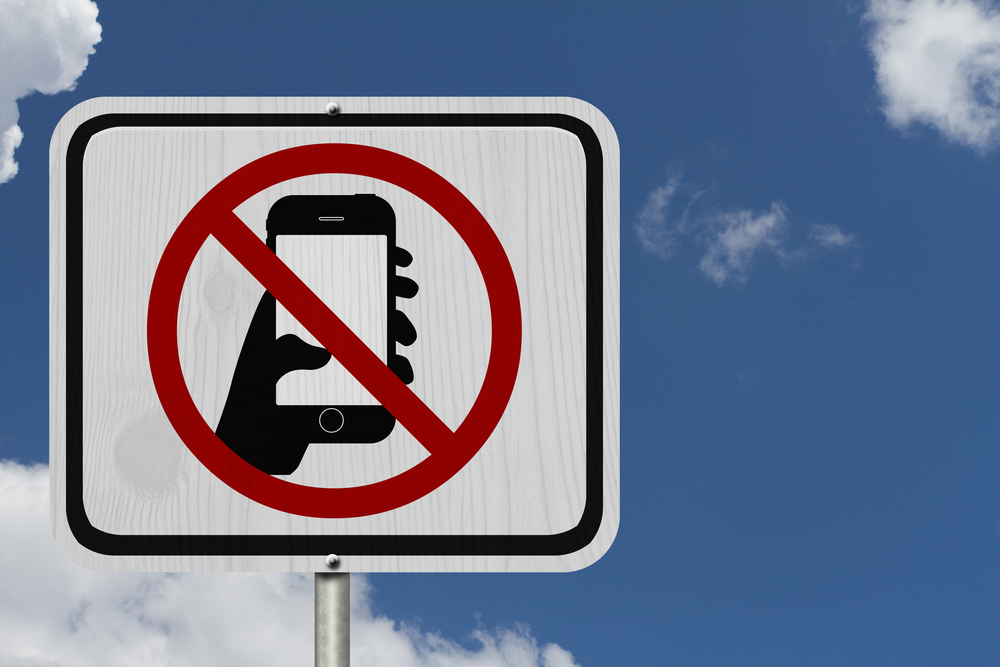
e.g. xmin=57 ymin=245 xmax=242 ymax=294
xmin=50 ymin=97 xmax=620 ymax=572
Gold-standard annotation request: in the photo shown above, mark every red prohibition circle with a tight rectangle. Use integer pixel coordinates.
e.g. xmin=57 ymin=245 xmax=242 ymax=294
xmin=147 ymin=143 xmax=522 ymax=518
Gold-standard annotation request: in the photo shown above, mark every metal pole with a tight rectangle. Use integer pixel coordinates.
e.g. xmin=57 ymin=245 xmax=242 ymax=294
xmin=315 ymin=572 xmax=350 ymax=667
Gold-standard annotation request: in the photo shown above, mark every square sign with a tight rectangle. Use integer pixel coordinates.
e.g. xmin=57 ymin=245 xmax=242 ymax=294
xmin=50 ymin=97 xmax=620 ymax=572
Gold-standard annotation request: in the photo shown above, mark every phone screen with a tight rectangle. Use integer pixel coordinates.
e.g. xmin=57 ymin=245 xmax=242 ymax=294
xmin=274 ymin=234 xmax=388 ymax=406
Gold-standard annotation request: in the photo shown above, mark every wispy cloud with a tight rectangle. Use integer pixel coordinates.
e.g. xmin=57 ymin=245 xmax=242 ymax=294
xmin=698 ymin=202 xmax=799 ymax=287
xmin=0 ymin=461 xmax=579 ymax=667
xmin=636 ymin=174 xmax=856 ymax=286
xmin=809 ymin=223 xmax=859 ymax=250
xmin=635 ymin=173 xmax=699 ymax=261
xmin=865 ymin=0 xmax=1000 ymax=152
xmin=0 ymin=0 xmax=102 ymax=184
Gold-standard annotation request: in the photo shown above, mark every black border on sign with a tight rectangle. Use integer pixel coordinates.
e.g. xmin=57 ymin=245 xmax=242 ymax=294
xmin=64 ymin=111 xmax=605 ymax=559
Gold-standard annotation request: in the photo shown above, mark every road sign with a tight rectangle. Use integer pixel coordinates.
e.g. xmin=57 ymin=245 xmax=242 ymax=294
xmin=50 ymin=97 xmax=620 ymax=572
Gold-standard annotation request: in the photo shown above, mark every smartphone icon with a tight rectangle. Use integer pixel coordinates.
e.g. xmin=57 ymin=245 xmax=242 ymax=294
xmin=216 ymin=194 xmax=410 ymax=474
xmin=267 ymin=194 xmax=398 ymax=442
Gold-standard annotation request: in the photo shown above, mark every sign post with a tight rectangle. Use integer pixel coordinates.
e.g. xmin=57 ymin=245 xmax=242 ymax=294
xmin=50 ymin=97 xmax=619 ymax=579
xmin=315 ymin=570 xmax=350 ymax=667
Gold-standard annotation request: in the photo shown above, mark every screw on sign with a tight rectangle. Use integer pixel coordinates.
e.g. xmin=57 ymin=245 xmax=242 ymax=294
xmin=147 ymin=143 xmax=523 ymax=518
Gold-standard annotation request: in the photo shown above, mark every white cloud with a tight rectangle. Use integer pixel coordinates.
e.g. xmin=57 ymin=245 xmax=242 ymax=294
xmin=635 ymin=173 xmax=689 ymax=260
xmin=698 ymin=202 xmax=798 ymax=286
xmin=865 ymin=0 xmax=1000 ymax=152
xmin=0 ymin=460 xmax=579 ymax=667
xmin=0 ymin=0 xmax=102 ymax=184
xmin=809 ymin=223 xmax=858 ymax=250
xmin=636 ymin=174 xmax=857 ymax=286
xmin=0 ymin=124 xmax=23 ymax=183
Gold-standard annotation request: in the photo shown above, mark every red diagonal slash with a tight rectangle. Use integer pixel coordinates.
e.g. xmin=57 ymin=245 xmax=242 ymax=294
xmin=148 ymin=143 xmax=521 ymax=518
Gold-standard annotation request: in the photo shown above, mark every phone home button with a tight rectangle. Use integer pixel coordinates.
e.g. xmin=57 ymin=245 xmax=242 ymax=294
xmin=319 ymin=408 xmax=345 ymax=434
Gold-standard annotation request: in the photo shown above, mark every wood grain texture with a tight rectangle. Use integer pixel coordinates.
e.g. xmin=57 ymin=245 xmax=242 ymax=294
xmin=50 ymin=97 xmax=619 ymax=572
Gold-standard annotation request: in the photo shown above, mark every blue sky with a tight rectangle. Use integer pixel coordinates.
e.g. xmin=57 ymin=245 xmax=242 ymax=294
xmin=3 ymin=0 xmax=1000 ymax=665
